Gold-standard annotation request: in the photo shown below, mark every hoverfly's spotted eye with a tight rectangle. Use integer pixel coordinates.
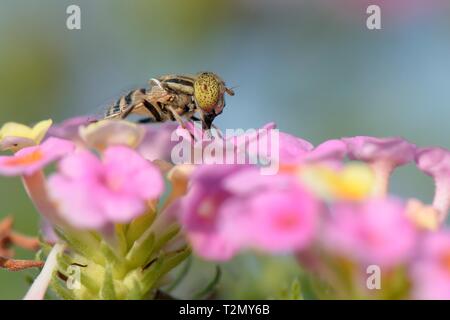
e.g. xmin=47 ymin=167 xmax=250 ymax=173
xmin=194 ymin=73 xmax=221 ymax=113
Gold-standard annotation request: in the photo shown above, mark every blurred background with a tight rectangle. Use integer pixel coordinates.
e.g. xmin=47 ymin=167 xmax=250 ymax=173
xmin=0 ymin=0 xmax=449 ymax=299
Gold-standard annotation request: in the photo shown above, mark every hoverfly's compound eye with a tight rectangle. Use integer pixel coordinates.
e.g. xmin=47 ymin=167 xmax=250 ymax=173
xmin=194 ymin=72 xmax=221 ymax=113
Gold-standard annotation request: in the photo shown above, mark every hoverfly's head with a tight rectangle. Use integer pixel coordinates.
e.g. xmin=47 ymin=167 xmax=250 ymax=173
xmin=193 ymin=72 xmax=234 ymax=117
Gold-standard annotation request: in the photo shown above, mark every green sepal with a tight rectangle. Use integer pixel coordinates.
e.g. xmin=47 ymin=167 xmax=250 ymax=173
xmin=159 ymin=246 xmax=192 ymax=277
xmin=54 ymin=228 xmax=105 ymax=265
xmin=56 ymin=253 xmax=102 ymax=295
xmin=100 ymin=241 xmax=127 ymax=279
xmin=115 ymin=224 xmax=129 ymax=256
xmin=126 ymin=279 xmax=142 ymax=300
xmin=152 ymin=224 xmax=181 ymax=253
xmin=288 ymin=278 xmax=303 ymax=300
xmin=45 ymin=219 xmax=189 ymax=300
xmin=126 ymin=230 xmax=155 ymax=269
xmin=126 ymin=210 xmax=156 ymax=245
xmin=100 ymin=265 xmax=117 ymax=300
xmin=275 ymin=277 xmax=303 ymax=300
xmin=141 ymin=257 xmax=165 ymax=293
xmin=50 ymin=276 xmax=76 ymax=300
xmin=144 ymin=246 xmax=189 ymax=290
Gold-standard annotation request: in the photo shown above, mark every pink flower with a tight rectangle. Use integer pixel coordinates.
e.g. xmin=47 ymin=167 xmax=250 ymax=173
xmin=233 ymin=123 xmax=346 ymax=169
xmin=47 ymin=116 xmax=97 ymax=144
xmin=172 ymin=121 xmax=236 ymax=165
xmin=179 ymin=164 xmax=319 ymax=260
xmin=180 ymin=164 xmax=248 ymax=233
xmin=179 ymin=164 xmax=258 ymax=260
xmin=48 ymin=146 xmax=164 ymax=229
xmin=172 ymin=122 xmax=343 ymax=173
xmin=343 ymin=136 xmax=415 ymax=166
xmin=138 ymin=122 xmax=180 ymax=162
xmin=187 ymin=232 xmax=240 ymax=262
xmin=0 ymin=138 xmax=75 ymax=176
xmin=221 ymin=187 xmax=319 ymax=253
xmin=222 ymin=166 xmax=294 ymax=195
xmin=0 ymin=136 xmax=35 ymax=152
xmin=275 ymin=132 xmax=313 ymax=164
xmin=342 ymin=136 xmax=416 ymax=196
xmin=301 ymin=139 xmax=347 ymax=167
xmin=323 ymin=198 xmax=417 ymax=267
xmin=243 ymin=123 xmax=313 ymax=164
xmin=415 ymin=147 xmax=450 ymax=222
xmin=0 ymin=137 xmax=74 ymax=226
xmin=411 ymin=231 xmax=450 ymax=300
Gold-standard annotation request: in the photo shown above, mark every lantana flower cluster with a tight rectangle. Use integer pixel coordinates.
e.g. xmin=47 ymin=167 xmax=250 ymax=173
xmin=0 ymin=117 xmax=449 ymax=300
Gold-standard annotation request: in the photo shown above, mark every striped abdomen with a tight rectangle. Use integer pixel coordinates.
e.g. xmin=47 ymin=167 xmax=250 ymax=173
xmin=104 ymin=88 xmax=148 ymax=119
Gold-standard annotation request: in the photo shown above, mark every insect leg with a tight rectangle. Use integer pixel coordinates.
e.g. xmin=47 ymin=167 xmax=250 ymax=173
xmin=167 ymin=105 xmax=186 ymax=128
xmin=119 ymin=103 xmax=139 ymax=119
xmin=198 ymin=112 xmax=216 ymax=130
xmin=191 ymin=115 xmax=221 ymax=131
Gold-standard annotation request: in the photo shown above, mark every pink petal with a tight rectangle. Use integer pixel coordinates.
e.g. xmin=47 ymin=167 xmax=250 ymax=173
xmin=0 ymin=138 xmax=74 ymax=176
xmin=302 ymin=139 xmax=347 ymax=166
xmin=48 ymin=176 xmax=106 ymax=229
xmin=343 ymin=136 xmax=416 ymax=166
xmin=58 ymin=149 xmax=102 ymax=180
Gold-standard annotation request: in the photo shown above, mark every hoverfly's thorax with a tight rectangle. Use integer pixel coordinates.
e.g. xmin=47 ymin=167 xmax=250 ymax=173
xmin=160 ymin=77 xmax=195 ymax=96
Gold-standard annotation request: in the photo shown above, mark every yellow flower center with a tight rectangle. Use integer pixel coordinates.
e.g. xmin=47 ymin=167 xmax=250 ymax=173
xmin=298 ymin=162 xmax=374 ymax=201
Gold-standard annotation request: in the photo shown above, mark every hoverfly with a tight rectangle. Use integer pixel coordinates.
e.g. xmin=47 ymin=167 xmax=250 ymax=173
xmin=103 ymin=72 xmax=234 ymax=130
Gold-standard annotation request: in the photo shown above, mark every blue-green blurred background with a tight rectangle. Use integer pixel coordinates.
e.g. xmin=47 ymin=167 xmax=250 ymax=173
xmin=1 ymin=0 xmax=449 ymax=299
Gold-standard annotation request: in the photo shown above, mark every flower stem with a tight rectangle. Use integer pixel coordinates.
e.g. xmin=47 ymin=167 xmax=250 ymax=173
xmin=370 ymin=161 xmax=393 ymax=197
xmin=0 ymin=257 xmax=44 ymax=271
xmin=433 ymin=179 xmax=450 ymax=223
